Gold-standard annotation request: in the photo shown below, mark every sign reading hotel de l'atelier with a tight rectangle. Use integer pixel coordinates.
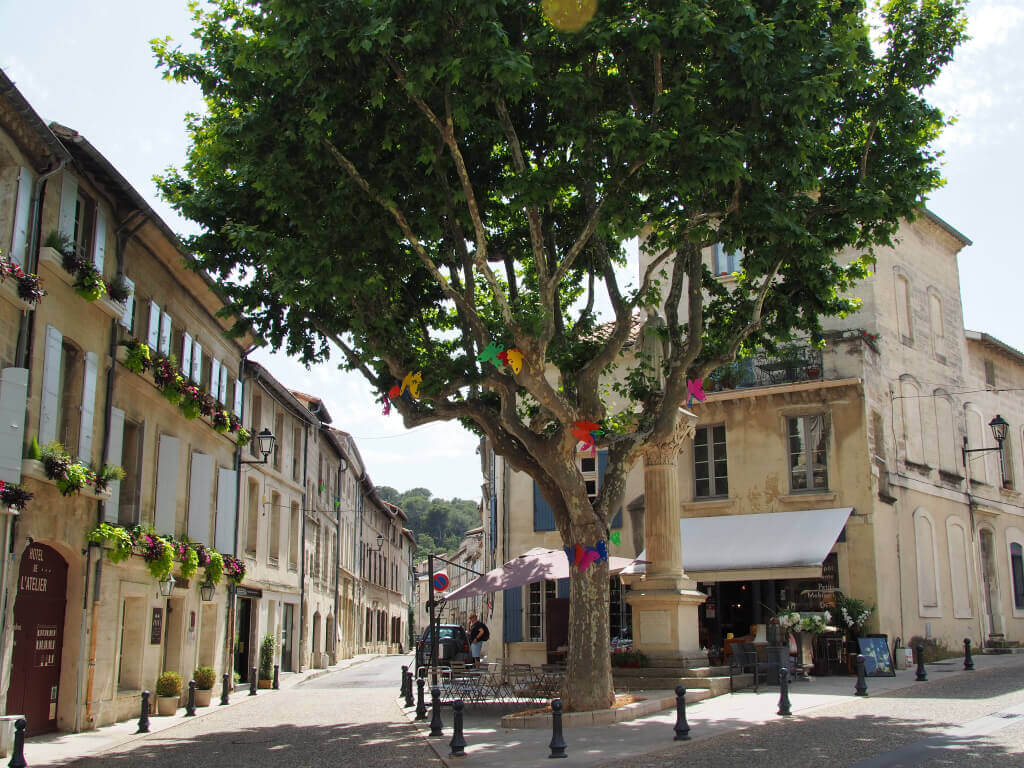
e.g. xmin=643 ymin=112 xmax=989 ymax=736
xmin=20 ymin=546 xmax=54 ymax=595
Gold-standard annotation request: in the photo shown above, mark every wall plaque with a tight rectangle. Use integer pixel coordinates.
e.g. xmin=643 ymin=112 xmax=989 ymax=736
xmin=150 ymin=607 xmax=163 ymax=645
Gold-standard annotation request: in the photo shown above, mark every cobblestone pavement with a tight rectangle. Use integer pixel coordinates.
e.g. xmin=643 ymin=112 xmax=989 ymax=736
xmin=61 ymin=656 xmax=439 ymax=768
xmin=604 ymin=661 xmax=1024 ymax=768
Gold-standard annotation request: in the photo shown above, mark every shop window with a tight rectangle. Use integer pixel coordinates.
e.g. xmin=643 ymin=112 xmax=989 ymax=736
xmin=694 ymin=424 xmax=728 ymax=498
xmin=1012 ymin=543 xmax=1024 ymax=610
xmin=527 ymin=580 xmax=556 ymax=642
xmin=788 ymin=414 xmax=829 ymax=491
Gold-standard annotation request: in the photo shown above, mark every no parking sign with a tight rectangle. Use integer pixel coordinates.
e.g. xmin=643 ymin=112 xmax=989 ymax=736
xmin=431 ymin=571 xmax=449 ymax=591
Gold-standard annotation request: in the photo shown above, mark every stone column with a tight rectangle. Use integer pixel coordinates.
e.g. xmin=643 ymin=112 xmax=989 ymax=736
xmin=626 ymin=413 xmax=707 ymax=667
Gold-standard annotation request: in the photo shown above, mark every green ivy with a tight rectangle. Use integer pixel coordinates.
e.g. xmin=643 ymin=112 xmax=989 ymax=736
xmin=204 ymin=550 xmax=224 ymax=585
xmin=87 ymin=523 xmax=134 ymax=564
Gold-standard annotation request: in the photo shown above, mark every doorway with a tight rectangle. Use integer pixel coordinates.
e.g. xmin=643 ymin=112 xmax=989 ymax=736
xmin=281 ymin=603 xmax=294 ymax=672
xmin=6 ymin=544 xmax=68 ymax=735
xmin=980 ymin=528 xmax=1000 ymax=637
xmin=162 ymin=597 xmax=185 ymax=681
xmin=234 ymin=598 xmax=252 ymax=682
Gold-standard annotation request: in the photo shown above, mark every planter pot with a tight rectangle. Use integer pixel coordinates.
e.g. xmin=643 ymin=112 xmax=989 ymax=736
xmin=37 ymin=247 xmax=75 ymax=285
xmin=0 ymin=279 xmax=35 ymax=312
xmin=21 ymin=459 xmax=47 ymax=482
xmin=194 ymin=688 xmax=213 ymax=707
xmin=95 ymin=295 xmax=127 ymax=320
xmin=258 ymin=678 xmax=273 ymax=689
xmin=156 ymin=695 xmax=179 ymax=716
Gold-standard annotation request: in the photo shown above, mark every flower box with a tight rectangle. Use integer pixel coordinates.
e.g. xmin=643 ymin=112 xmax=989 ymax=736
xmin=82 ymin=484 xmax=112 ymax=501
xmin=37 ymin=247 xmax=74 ymax=285
xmin=0 ymin=279 xmax=34 ymax=312
xmin=95 ymin=295 xmax=127 ymax=320
xmin=20 ymin=459 xmax=50 ymax=484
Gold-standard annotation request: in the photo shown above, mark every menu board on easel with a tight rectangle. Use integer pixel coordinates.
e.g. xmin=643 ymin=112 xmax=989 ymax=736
xmin=857 ymin=636 xmax=895 ymax=677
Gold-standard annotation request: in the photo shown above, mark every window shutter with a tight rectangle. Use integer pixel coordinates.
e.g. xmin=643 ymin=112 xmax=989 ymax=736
xmin=597 ymin=450 xmax=623 ymax=528
xmin=503 ymin=587 xmax=522 ymax=642
xmin=58 ymin=174 xmax=77 ymax=239
xmin=215 ymin=468 xmax=237 ymax=553
xmin=0 ymin=367 xmax=29 ymax=483
xmin=159 ymin=312 xmax=172 ymax=356
xmin=154 ymin=434 xmax=180 ymax=533
xmin=104 ymin=407 xmax=125 ymax=522
xmin=233 ymin=376 xmax=243 ymax=415
xmin=218 ymin=368 xmax=228 ymax=404
xmin=117 ymin=277 xmax=135 ymax=330
xmin=10 ymin=167 xmax=33 ymax=268
xmin=77 ymin=351 xmax=98 ymax=462
xmin=187 ymin=452 xmax=214 ymax=542
xmin=191 ymin=340 xmax=202 ymax=385
xmin=556 ymin=578 xmax=569 ymax=599
xmin=181 ymin=332 xmax=193 ymax=375
xmin=532 ymin=481 xmax=555 ymax=531
xmin=147 ymin=302 xmax=161 ymax=349
xmin=92 ymin=210 xmax=107 ymax=273
xmin=210 ymin=359 xmax=221 ymax=400
xmin=38 ymin=325 xmax=63 ymax=445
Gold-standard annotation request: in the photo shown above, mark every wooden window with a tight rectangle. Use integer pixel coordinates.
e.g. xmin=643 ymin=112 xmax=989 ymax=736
xmin=694 ymin=424 xmax=728 ymax=498
xmin=788 ymin=414 xmax=829 ymax=491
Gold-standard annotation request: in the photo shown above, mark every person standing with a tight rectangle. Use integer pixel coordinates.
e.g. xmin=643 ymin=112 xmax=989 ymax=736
xmin=468 ymin=612 xmax=489 ymax=667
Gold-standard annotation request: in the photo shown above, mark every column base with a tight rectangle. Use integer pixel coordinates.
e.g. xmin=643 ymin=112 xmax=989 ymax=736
xmin=626 ymin=584 xmax=707 ymax=668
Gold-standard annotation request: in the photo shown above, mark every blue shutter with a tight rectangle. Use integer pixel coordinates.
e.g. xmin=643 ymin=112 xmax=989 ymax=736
xmin=533 ymin=481 xmax=555 ymax=531
xmin=503 ymin=586 xmax=522 ymax=642
xmin=557 ymin=578 xmax=569 ymax=599
xmin=597 ymin=450 xmax=623 ymax=528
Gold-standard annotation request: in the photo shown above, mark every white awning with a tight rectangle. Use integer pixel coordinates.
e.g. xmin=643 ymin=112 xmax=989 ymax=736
xmin=620 ymin=507 xmax=852 ymax=582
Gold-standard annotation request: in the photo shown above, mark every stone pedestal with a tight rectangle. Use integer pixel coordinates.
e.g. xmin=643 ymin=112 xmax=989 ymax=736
xmin=627 ymin=413 xmax=706 ymax=667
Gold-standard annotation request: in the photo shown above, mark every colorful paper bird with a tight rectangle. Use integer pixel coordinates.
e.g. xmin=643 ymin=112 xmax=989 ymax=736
xmin=596 ymin=540 xmax=608 ymax=561
xmin=571 ymin=420 xmax=603 ymax=451
xmin=501 ymin=348 xmax=524 ymax=374
xmin=388 ymin=383 xmax=402 ymax=399
xmin=381 ymin=396 xmax=392 ymax=416
xmin=402 ymin=371 xmax=422 ymax=399
xmin=610 ymin=531 xmax=621 ymax=546
xmin=477 ymin=341 xmax=505 ymax=368
xmin=686 ymin=378 xmax=706 ymax=407
xmin=579 ymin=548 xmax=600 ymax=572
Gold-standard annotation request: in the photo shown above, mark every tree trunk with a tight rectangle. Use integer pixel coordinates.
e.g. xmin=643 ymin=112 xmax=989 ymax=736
xmin=564 ymin=538 xmax=614 ymax=712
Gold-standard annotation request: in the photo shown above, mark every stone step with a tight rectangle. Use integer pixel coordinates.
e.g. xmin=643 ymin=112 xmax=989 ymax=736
xmin=612 ymin=665 xmax=729 ymax=678
xmin=981 ymin=646 xmax=1024 ymax=655
xmin=613 ymin=674 xmax=736 ymax=697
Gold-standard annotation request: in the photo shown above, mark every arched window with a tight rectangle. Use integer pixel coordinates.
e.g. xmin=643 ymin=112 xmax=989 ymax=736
xmin=946 ymin=518 xmax=972 ymax=618
xmin=895 ymin=272 xmax=913 ymax=343
xmin=928 ymin=289 xmax=944 ymax=358
xmin=900 ymin=377 xmax=924 ymax=466
xmin=964 ymin=406 xmax=991 ymax=484
xmin=933 ymin=392 xmax=958 ymax=474
xmin=914 ymin=509 xmax=941 ymax=616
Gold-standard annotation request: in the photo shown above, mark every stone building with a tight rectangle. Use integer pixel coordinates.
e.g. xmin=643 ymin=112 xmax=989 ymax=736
xmin=0 ymin=71 xmax=251 ymax=734
xmin=482 ymin=209 xmax=1023 ymax=668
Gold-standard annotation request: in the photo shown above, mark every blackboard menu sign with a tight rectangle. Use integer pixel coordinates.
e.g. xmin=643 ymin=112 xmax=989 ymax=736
xmin=857 ymin=636 xmax=895 ymax=677
xmin=150 ymin=607 xmax=163 ymax=645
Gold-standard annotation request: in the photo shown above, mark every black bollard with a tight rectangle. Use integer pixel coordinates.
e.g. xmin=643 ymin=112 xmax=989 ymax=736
xmin=273 ymin=663 xmax=280 ymax=690
xmin=915 ymin=644 xmax=928 ymax=682
xmin=415 ymin=677 xmax=427 ymax=720
xmin=404 ymin=670 xmax=415 ymax=708
xmin=854 ymin=655 xmax=868 ymax=697
xmin=137 ymin=690 xmax=151 ymax=734
xmin=674 ymin=685 xmax=691 ymax=740
xmin=964 ymin=638 xmax=975 ymax=671
xmin=429 ymin=685 xmax=444 ymax=737
xmin=548 ymin=698 xmax=568 ymax=758
xmin=449 ymin=699 xmax=467 ymax=757
xmin=186 ymin=679 xmax=197 ymax=716
xmin=249 ymin=667 xmax=257 ymax=696
xmin=220 ymin=672 xmax=231 ymax=705
xmin=401 ymin=664 xmax=409 ymax=695
xmin=8 ymin=718 xmax=27 ymax=768
xmin=777 ymin=668 xmax=792 ymax=716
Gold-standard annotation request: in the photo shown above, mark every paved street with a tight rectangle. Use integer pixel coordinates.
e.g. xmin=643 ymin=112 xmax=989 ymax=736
xmin=59 ymin=655 xmax=439 ymax=768
xmin=600 ymin=660 xmax=1024 ymax=768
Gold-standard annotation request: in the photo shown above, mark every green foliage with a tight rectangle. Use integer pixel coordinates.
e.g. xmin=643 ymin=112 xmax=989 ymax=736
xmin=205 ymin=550 xmax=224 ymax=585
xmin=179 ymin=546 xmax=200 ymax=580
xmin=87 ymin=523 xmax=135 ymax=563
xmin=44 ymin=230 xmax=76 ymax=261
xmin=40 ymin=442 xmax=96 ymax=496
xmin=27 ymin=436 xmax=41 ymax=461
xmin=93 ymin=463 xmax=126 ymax=494
xmin=73 ymin=264 xmax=107 ymax=302
xmin=259 ymin=634 xmax=276 ymax=679
xmin=383 ymin=488 xmax=479 ymax=555
xmin=156 ymin=671 xmax=182 ymax=698
xmin=120 ymin=339 xmax=152 ymax=374
xmin=610 ymin=650 xmax=649 ymax=668
xmin=193 ymin=665 xmax=217 ymax=690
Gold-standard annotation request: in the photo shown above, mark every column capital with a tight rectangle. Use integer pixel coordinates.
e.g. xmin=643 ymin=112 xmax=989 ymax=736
xmin=640 ymin=413 xmax=696 ymax=466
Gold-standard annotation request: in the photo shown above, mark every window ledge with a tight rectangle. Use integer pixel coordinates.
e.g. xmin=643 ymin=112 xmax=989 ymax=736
xmin=682 ymin=497 xmax=736 ymax=513
xmin=904 ymin=460 xmax=933 ymax=474
xmin=1000 ymin=486 xmax=1021 ymax=500
xmin=938 ymin=470 xmax=965 ymax=484
xmin=778 ymin=491 xmax=838 ymax=505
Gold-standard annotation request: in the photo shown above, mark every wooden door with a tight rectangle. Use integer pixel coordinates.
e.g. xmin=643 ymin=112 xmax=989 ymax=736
xmin=545 ymin=597 xmax=570 ymax=664
xmin=6 ymin=544 xmax=68 ymax=735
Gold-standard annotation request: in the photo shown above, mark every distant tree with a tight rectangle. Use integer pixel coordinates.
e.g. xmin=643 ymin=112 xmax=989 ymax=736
xmin=156 ymin=0 xmax=966 ymax=711
xmin=376 ymin=486 xmax=401 ymax=505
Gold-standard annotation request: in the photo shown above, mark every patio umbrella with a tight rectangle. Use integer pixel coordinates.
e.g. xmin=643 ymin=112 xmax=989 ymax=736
xmin=443 ymin=547 xmax=646 ymax=601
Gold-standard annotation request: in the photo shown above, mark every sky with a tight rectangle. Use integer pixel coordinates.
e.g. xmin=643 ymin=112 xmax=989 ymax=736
xmin=2 ymin=1 xmax=1022 ymax=500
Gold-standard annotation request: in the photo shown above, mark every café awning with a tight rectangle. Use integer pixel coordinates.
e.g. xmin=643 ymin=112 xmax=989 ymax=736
xmin=620 ymin=507 xmax=852 ymax=582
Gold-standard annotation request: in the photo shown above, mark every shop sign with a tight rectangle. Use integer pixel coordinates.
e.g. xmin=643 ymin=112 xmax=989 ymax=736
xmin=150 ymin=607 xmax=163 ymax=645
xmin=235 ymin=586 xmax=263 ymax=599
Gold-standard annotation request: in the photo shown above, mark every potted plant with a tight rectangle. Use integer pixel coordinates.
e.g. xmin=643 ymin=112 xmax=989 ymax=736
xmin=258 ymin=633 xmax=276 ymax=688
xmin=92 ymin=463 xmax=126 ymax=495
xmin=155 ymin=671 xmax=182 ymax=715
xmin=43 ymin=231 xmax=82 ymax=275
xmin=73 ymin=263 xmax=107 ymax=302
xmin=153 ymin=356 xmax=185 ymax=405
xmin=106 ymin=274 xmax=131 ymax=304
xmin=193 ymin=666 xmax=217 ymax=707
xmin=119 ymin=339 xmax=152 ymax=374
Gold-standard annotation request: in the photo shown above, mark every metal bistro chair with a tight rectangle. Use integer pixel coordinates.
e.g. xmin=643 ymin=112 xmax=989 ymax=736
xmin=729 ymin=642 xmax=771 ymax=693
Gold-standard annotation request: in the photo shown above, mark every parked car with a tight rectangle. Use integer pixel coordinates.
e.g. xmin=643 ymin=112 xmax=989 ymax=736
xmin=416 ymin=624 xmax=471 ymax=671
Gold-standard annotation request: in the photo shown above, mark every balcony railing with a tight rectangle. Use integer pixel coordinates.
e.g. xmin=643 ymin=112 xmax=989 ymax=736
xmin=707 ymin=346 xmax=824 ymax=392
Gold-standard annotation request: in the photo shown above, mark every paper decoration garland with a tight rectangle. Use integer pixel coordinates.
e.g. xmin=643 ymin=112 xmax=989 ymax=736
xmin=563 ymin=542 xmax=610 ymax=572
xmin=610 ymin=530 xmax=621 ymax=546
xmin=381 ymin=372 xmax=423 ymax=415
xmin=477 ymin=341 xmax=523 ymax=375
xmin=686 ymin=378 xmax=706 ymax=408
xmin=571 ymin=421 xmax=604 ymax=451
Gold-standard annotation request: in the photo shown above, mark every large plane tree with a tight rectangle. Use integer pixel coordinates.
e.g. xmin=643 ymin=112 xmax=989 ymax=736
xmin=155 ymin=0 xmax=965 ymax=710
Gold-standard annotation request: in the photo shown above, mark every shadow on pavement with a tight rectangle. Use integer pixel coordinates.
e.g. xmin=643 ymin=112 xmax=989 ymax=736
xmin=57 ymin=720 xmax=440 ymax=768
xmin=858 ymin=663 xmax=1024 ymax=701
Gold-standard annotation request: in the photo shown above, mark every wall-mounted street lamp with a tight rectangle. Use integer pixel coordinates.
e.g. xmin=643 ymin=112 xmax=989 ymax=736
xmin=240 ymin=428 xmax=276 ymax=465
xmin=158 ymin=574 xmax=176 ymax=597
xmin=369 ymin=534 xmax=384 ymax=552
xmin=963 ymin=414 xmax=1010 ymax=486
xmin=200 ymin=580 xmax=216 ymax=602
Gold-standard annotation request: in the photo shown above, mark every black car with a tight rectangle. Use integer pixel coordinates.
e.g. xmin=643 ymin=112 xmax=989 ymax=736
xmin=415 ymin=624 xmax=472 ymax=671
